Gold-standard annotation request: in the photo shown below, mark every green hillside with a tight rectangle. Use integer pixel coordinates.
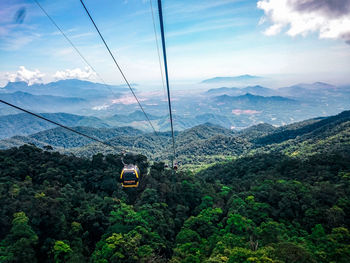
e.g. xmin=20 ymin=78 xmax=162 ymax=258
xmin=0 ymin=113 xmax=110 ymax=139
xmin=1 ymin=111 xmax=350 ymax=171
xmin=30 ymin=126 xmax=143 ymax=148
xmin=254 ymin=111 xmax=350 ymax=158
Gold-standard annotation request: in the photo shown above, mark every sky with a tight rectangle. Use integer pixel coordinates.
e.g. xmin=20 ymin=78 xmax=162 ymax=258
xmin=0 ymin=0 xmax=350 ymax=89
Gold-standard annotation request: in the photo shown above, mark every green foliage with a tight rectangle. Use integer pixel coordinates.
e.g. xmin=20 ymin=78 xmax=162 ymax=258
xmin=1 ymin=110 xmax=350 ymax=262
xmin=227 ymin=247 xmax=275 ymax=263
xmin=272 ymin=242 xmax=315 ymax=263
xmin=0 ymin=212 xmax=38 ymax=263
xmin=53 ymin=240 xmax=72 ymax=263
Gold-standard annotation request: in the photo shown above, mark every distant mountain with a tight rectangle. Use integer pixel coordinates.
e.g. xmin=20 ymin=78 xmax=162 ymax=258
xmin=0 ymin=91 xmax=87 ymax=114
xmin=2 ymin=81 xmax=28 ymax=91
xmin=201 ymin=75 xmax=261 ymax=84
xmin=2 ymin=79 xmax=348 ymax=131
xmin=0 ymin=79 xmax=136 ymax=116
xmin=0 ymin=79 xmax=130 ymax=99
xmin=106 ymin=110 xmax=162 ymax=123
xmin=213 ymin=93 xmax=297 ymax=109
xmin=243 ymin=85 xmax=277 ymax=96
xmin=206 ymin=85 xmax=276 ymax=97
xmin=0 ymin=113 xmax=110 ymax=139
xmin=206 ymin=87 xmax=246 ymax=97
xmin=277 ymin=82 xmax=341 ymax=98
xmin=273 ymin=82 xmax=350 ymax=121
xmin=295 ymin=82 xmax=336 ymax=90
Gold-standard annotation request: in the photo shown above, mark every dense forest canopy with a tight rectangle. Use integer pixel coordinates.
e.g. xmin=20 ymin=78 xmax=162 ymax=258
xmin=0 ymin=113 xmax=349 ymax=263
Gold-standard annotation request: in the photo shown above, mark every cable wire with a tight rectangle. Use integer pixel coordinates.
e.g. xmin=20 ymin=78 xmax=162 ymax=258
xmin=79 ymin=0 xmax=159 ymax=136
xmin=149 ymin=0 xmax=172 ymax=162
xmin=157 ymin=0 xmax=176 ymax=167
xmin=0 ymin=99 xmax=118 ymax=151
xmin=33 ymin=0 xmax=150 ymax=154
xmin=149 ymin=0 xmax=167 ymax=104
xmin=34 ymin=0 xmax=132 ymax=106
xmin=33 ymin=0 xmax=108 ymax=87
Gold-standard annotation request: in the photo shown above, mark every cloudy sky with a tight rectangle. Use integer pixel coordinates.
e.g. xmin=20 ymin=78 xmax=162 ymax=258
xmin=0 ymin=0 xmax=350 ymax=88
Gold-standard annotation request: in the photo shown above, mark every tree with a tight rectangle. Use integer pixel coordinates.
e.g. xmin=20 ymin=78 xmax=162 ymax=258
xmin=225 ymin=213 xmax=254 ymax=236
xmin=91 ymin=228 xmax=160 ymax=263
xmin=272 ymin=242 xmax=315 ymax=263
xmin=0 ymin=212 xmax=38 ymax=263
xmin=257 ymin=221 xmax=288 ymax=246
xmin=227 ymin=247 xmax=276 ymax=263
xmin=53 ymin=240 xmax=72 ymax=263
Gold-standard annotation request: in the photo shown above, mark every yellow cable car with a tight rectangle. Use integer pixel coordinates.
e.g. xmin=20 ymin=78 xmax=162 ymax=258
xmin=120 ymin=164 xmax=140 ymax=188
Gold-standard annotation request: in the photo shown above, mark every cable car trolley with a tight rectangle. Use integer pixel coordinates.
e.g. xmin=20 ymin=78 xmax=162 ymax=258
xmin=120 ymin=164 xmax=140 ymax=188
xmin=119 ymin=151 xmax=141 ymax=188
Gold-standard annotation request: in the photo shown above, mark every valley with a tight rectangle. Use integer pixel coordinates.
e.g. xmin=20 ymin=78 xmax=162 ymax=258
xmin=1 ymin=79 xmax=350 ymax=137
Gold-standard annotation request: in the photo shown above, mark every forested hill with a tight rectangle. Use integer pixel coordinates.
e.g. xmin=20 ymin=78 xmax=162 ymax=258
xmin=255 ymin=110 xmax=350 ymax=145
xmin=0 ymin=113 xmax=110 ymax=139
xmin=1 ymin=130 xmax=350 ymax=262
xmin=1 ymin=110 xmax=350 ymax=169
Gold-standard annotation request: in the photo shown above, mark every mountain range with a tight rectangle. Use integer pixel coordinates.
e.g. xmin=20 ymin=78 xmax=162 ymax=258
xmin=206 ymin=85 xmax=277 ymax=96
xmin=0 ymin=79 xmax=134 ymax=115
xmin=201 ymin=74 xmax=262 ymax=84
xmin=0 ymin=79 xmax=130 ymax=98
xmin=0 ymin=112 xmax=109 ymax=139
xmin=1 ymin=79 xmax=350 ymax=134
xmin=214 ymin=93 xmax=297 ymax=108
xmin=0 ymin=91 xmax=88 ymax=114
xmin=1 ymin=110 xmax=349 ymax=169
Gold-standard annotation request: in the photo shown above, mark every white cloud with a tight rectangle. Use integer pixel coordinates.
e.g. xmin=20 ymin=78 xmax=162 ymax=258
xmin=53 ymin=67 xmax=97 ymax=81
xmin=257 ymin=0 xmax=350 ymax=44
xmin=232 ymin=109 xmax=262 ymax=115
xmin=92 ymin=104 xmax=110 ymax=110
xmin=6 ymin=66 xmax=45 ymax=85
xmin=112 ymin=96 xmax=146 ymax=105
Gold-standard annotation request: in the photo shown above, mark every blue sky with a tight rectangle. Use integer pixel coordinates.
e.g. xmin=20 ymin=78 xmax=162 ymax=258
xmin=0 ymin=0 xmax=350 ymax=89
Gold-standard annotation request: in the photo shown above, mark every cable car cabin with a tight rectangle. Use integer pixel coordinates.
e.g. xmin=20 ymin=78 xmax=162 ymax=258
xmin=120 ymin=165 xmax=140 ymax=188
